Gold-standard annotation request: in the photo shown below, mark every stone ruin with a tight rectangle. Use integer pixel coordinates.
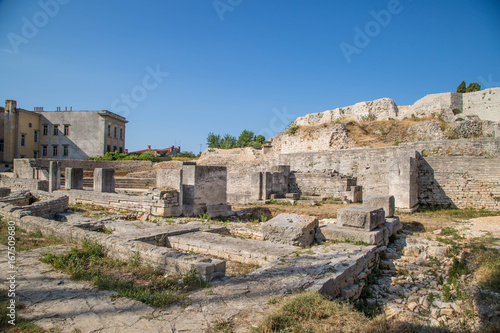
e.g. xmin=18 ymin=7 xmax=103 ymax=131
xmin=0 ymin=157 xmax=404 ymax=302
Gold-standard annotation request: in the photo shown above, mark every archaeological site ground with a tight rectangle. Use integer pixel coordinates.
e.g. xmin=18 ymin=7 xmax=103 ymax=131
xmin=1 ymin=88 xmax=500 ymax=332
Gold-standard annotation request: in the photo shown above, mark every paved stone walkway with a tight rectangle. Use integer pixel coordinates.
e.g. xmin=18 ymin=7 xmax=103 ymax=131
xmin=1 ymin=242 xmax=373 ymax=332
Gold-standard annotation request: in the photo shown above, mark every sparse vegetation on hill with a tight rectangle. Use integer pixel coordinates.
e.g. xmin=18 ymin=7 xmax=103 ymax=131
xmin=207 ymin=130 xmax=266 ymax=149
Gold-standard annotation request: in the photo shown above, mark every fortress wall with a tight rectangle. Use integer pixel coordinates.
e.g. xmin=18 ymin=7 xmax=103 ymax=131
xmin=418 ymin=156 xmax=500 ymax=211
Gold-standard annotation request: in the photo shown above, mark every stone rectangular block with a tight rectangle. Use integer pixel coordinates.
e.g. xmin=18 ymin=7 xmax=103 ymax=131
xmin=286 ymin=193 xmax=300 ymax=200
xmin=262 ymin=213 xmax=318 ymax=247
xmin=363 ymin=195 xmax=395 ymax=217
xmin=49 ymin=161 xmax=61 ymax=192
xmin=65 ymin=167 xmax=83 ymax=190
xmin=94 ymin=168 xmax=115 ymax=193
xmin=337 ymin=206 xmax=385 ymax=231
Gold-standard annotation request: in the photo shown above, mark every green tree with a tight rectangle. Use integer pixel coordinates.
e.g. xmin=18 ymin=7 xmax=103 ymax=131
xmin=237 ymin=130 xmax=255 ymax=147
xmin=457 ymin=81 xmax=466 ymax=93
xmin=466 ymin=82 xmax=481 ymax=93
xmin=220 ymin=134 xmax=237 ymax=149
xmin=207 ymin=132 xmax=221 ymax=148
xmin=254 ymin=135 xmax=266 ymax=144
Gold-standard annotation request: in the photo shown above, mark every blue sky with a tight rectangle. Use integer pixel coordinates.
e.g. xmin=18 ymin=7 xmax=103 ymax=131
xmin=1 ymin=0 xmax=499 ymax=153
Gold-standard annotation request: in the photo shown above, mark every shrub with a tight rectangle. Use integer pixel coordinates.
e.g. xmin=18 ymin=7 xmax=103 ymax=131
xmin=457 ymin=81 xmax=466 ymax=93
xmin=466 ymin=82 xmax=481 ymax=93
xmin=289 ymin=126 xmax=299 ymax=135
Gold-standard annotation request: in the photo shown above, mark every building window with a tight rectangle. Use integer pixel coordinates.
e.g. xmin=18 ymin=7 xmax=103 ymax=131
xmin=107 ymin=125 xmax=111 ymax=137
xmin=119 ymin=147 xmax=123 ymax=153
xmin=63 ymin=145 xmax=69 ymax=156
xmin=113 ymin=146 xmax=117 ymax=152
xmin=28 ymin=122 xmax=32 ymax=128
xmin=42 ymin=145 xmax=47 ymax=156
xmin=107 ymin=145 xmax=111 ymax=153
xmin=53 ymin=125 xmax=59 ymax=136
xmin=52 ymin=145 xmax=58 ymax=156
xmin=43 ymin=125 xmax=48 ymax=136
xmin=0 ymin=139 xmax=3 ymax=152
xmin=34 ymin=130 xmax=39 ymax=143
xmin=33 ymin=151 xmax=39 ymax=158
xmin=120 ymin=128 xmax=123 ymax=139
xmin=64 ymin=125 xmax=69 ymax=136
xmin=114 ymin=127 xmax=117 ymax=138
xmin=20 ymin=134 xmax=26 ymax=146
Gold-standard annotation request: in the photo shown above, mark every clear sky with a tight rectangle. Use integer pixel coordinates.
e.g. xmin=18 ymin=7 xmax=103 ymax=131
xmin=1 ymin=0 xmax=499 ymax=153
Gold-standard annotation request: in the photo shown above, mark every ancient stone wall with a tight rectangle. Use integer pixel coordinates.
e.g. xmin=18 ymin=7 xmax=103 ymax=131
xmin=418 ymin=156 xmax=500 ymax=211
xmin=14 ymin=158 xmax=154 ymax=178
xmin=66 ymin=189 xmax=181 ymax=217
xmin=0 ymin=177 xmax=49 ymax=191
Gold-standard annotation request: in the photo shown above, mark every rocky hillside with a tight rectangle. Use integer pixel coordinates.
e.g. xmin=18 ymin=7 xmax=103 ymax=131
xmin=269 ymin=88 xmax=500 ymax=154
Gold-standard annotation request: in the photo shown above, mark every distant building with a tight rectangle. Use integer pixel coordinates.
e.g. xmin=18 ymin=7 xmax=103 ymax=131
xmin=129 ymin=145 xmax=181 ymax=157
xmin=0 ymin=100 xmax=127 ymax=166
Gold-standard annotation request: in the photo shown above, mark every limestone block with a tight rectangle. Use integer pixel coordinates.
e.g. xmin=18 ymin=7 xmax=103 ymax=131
xmin=65 ymin=167 xmax=83 ymax=190
xmin=363 ymin=195 xmax=395 ymax=217
xmin=262 ymin=213 xmax=318 ymax=247
xmin=49 ymin=161 xmax=61 ymax=192
xmin=94 ymin=168 xmax=115 ymax=193
xmin=319 ymin=224 xmax=384 ymax=245
xmin=286 ymin=193 xmax=300 ymax=200
xmin=337 ymin=206 xmax=385 ymax=231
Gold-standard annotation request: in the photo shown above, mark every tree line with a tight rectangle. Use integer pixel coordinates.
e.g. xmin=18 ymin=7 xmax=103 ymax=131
xmin=207 ymin=130 xmax=266 ymax=149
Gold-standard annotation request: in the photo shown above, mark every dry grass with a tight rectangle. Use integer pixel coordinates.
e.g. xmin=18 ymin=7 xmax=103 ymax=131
xmin=342 ymin=117 xmax=449 ymax=148
xmin=398 ymin=208 xmax=500 ymax=233
xmin=233 ymin=202 xmax=351 ymax=220
xmin=254 ymin=292 xmax=460 ymax=333
xmin=0 ymin=220 xmax=65 ymax=252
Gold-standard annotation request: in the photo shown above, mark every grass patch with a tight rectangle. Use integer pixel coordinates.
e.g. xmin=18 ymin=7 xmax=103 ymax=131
xmin=0 ymin=220 xmax=64 ymax=252
xmin=40 ymin=238 xmax=210 ymax=307
xmin=212 ymin=319 xmax=233 ymax=332
xmin=254 ymin=292 xmax=370 ymax=333
xmin=471 ymin=244 xmax=500 ymax=293
xmin=254 ymin=291 xmax=463 ymax=333
xmin=412 ymin=207 xmax=500 ymax=220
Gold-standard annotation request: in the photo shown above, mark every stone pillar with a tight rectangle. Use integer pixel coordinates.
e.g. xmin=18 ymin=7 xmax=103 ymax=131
xmin=93 ymin=168 xmax=115 ymax=193
xmin=65 ymin=167 xmax=83 ymax=190
xmin=49 ymin=161 xmax=61 ymax=192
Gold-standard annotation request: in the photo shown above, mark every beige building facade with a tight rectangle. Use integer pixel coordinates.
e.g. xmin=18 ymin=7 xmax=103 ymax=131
xmin=0 ymin=100 xmax=127 ymax=166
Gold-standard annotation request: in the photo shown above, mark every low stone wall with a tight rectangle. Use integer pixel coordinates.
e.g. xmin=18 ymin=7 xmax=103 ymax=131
xmin=0 ymin=190 xmax=68 ymax=218
xmin=13 ymin=159 xmax=155 ymax=179
xmin=0 ymin=208 xmax=224 ymax=280
xmin=0 ymin=177 xmax=49 ymax=192
xmin=80 ymin=177 xmax=156 ymax=189
xmin=26 ymin=191 xmax=69 ymax=218
xmin=65 ymin=189 xmax=182 ymax=217
xmin=418 ymin=156 xmax=500 ymax=211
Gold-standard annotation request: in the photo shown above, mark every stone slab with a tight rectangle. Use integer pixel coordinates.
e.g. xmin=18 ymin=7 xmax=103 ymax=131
xmin=320 ymin=217 xmax=402 ymax=245
xmin=168 ymin=231 xmax=298 ymax=265
xmin=337 ymin=206 xmax=385 ymax=231
xmin=363 ymin=195 xmax=395 ymax=217
xmin=262 ymin=213 xmax=319 ymax=247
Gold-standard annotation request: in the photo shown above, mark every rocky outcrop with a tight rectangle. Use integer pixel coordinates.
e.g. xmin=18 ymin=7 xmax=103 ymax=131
xmin=270 ymin=123 xmax=356 ymax=154
xmin=294 ymin=98 xmax=399 ymax=126
xmin=293 ymin=88 xmax=500 ymax=128
xmin=407 ymin=121 xmax=446 ymax=141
